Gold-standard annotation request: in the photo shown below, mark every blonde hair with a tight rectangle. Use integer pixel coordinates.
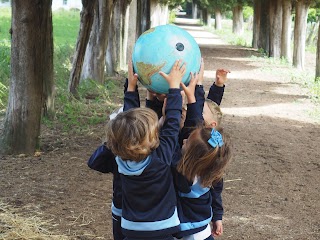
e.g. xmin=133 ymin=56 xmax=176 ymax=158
xmin=204 ymin=99 xmax=222 ymax=127
xmin=105 ymin=108 xmax=160 ymax=162
xmin=177 ymin=126 xmax=231 ymax=187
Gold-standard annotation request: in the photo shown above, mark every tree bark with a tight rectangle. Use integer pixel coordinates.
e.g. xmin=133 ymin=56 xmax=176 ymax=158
xmin=136 ymin=0 xmax=150 ymax=37
xmin=258 ymin=0 xmax=270 ymax=53
xmin=316 ymin=21 xmax=320 ymax=81
xmin=293 ymin=0 xmax=310 ymax=70
xmin=281 ymin=0 xmax=292 ymax=60
xmin=68 ymin=0 xmax=97 ymax=96
xmin=150 ymin=0 xmax=169 ymax=27
xmin=214 ymin=8 xmax=222 ymax=30
xmin=202 ymin=8 xmax=208 ymax=25
xmin=42 ymin=4 xmax=54 ymax=119
xmin=232 ymin=5 xmax=243 ymax=35
xmin=81 ymin=0 xmax=116 ymax=83
xmin=0 ymin=0 xmax=53 ymax=155
xmin=252 ymin=0 xmax=261 ymax=48
xmin=105 ymin=0 xmax=131 ymax=76
xmin=269 ymin=0 xmax=282 ymax=58
xmin=192 ymin=0 xmax=198 ymax=19
xmin=127 ymin=0 xmax=138 ymax=63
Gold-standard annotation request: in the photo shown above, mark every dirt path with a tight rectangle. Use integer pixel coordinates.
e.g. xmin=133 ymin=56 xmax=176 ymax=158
xmin=175 ymin=19 xmax=320 ymax=239
xmin=1 ymin=19 xmax=320 ymax=240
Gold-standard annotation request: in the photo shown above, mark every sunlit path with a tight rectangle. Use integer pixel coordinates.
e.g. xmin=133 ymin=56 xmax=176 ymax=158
xmin=174 ymin=17 xmax=319 ymax=124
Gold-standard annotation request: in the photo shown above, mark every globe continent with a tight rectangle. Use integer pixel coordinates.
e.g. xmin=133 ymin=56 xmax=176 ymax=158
xmin=132 ymin=24 xmax=201 ymax=94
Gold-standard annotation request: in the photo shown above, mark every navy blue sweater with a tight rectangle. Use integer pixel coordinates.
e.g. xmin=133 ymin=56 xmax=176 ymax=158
xmin=172 ymin=85 xmax=224 ymax=238
xmin=117 ymin=88 xmax=182 ymax=238
xmin=87 ymin=79 xmax=140 ymax=219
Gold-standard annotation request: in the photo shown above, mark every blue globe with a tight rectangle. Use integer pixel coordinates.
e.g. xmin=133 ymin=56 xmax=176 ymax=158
xmin=132 ymin=24 xmax=201 ymax=94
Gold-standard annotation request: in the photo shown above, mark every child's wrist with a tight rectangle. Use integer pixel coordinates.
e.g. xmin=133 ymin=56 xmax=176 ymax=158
xmin=214 ymin=82 xmax=224 ymax=87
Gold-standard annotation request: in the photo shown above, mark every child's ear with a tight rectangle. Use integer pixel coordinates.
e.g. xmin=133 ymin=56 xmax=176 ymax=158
xmin=209 ymin=121 xmax=217 ymax=128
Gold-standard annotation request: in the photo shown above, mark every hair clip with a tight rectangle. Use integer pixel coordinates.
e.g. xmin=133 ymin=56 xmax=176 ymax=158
xmin=207 ymin=129 xmax=224 ymax=148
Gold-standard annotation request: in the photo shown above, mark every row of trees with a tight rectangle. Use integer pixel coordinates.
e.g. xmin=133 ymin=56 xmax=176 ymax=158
xmin=0 ymin=0 xmax=319 ymax=155
xmin=194 ymin=0 xmax=319 ymax=71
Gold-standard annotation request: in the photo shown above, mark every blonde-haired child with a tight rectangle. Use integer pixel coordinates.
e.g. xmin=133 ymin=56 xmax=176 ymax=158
xmin=106 ymin=60 xmax=197 ymax=240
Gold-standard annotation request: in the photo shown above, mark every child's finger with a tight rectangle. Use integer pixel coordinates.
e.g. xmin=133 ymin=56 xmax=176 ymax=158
xmin=180 ymin=62 xmax=186 ymax=74
xmin=180 ymin=82 xmax=187 ymax=91
xmin=159 ymin=71 xmax=168 ymax=79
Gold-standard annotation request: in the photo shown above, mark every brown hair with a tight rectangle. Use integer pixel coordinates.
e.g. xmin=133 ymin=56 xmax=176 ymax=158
xmin=105 ymin=107 xmax=160 ymax=162
xmin=177 ymin=126 xmax=231 ymax=187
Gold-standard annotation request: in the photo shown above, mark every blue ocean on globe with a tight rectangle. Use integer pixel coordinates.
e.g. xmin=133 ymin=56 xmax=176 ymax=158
xmin=132 ymin=24 xmax=202 ymax=94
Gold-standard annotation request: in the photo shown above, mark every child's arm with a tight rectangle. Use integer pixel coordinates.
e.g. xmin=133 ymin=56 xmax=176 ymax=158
xmin=207 ymin=69 xmax=230 ymax=106
xmin=211 ymin=179 xmax=224 ymax=220
xmin=145 ymin=90 xmax=164 ymax=119
xmin=123 ymin=60 xmax=140 ymax=111
xmin=179 ymin=72 xmax=201 ymax=144
xmin=87 ymin=144 xmax=116 ymax=173
xmin=156 ymin=60 xmax=184 ymax=165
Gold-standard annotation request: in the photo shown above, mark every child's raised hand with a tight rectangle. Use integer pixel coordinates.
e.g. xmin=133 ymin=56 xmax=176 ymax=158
xmin=180 ymin=72 xmax=198 ymax=104
xmin=128 ymin=59 xmax=139 ymax=91
xmin=215 ymin=69 xmax=230 ymax=87
xmin=212 ymin=220 xmax=223 ymax=237
xmin=159 ymin=60 xmax=186 ymax=89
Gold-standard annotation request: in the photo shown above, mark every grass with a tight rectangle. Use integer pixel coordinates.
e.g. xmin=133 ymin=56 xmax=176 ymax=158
xmin=0 ymin=7 xmax=120 ymax=132
xmin=206 ymin=19 xmax=253 ymax=48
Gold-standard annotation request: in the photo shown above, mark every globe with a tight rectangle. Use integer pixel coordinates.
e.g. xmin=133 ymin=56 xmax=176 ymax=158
xmin=132 ymin=24 xmax=202 ymax=94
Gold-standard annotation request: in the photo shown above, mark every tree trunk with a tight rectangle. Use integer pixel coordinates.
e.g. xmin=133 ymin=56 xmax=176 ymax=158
xmin=232 ymin=5 xmax=243 ymax=35
xmin=42 ymin=4 xmax=54 ymax=119
xmin=258 ymin=0 xmax=270 ymax=53
xmin=293 ymin=0 xmax=310 ymax=70
xmin=281 ymin=0 xmax=292 ymax=60
xmin=0 ymin=0 xmax=53 ymax=155
xmin=105 ymin=0 xmax=131 ymax=76
xmin=81 ymin=0 xmax=115 ymax=83
xmin=207 ymin=12 xmax=212 ymax=26
xmin=127 ymin=0 xmax=138 ymax=63
xmin=68 ymin=0 xmax=97 ymax=96
xmin=306 ymin=22 xmax=318 ymax=46
xmin=252 ymin=0 xmax=261 ymax=48
xmin=136 ymin=0 xmax=150 ymax=37
xmin=269 ymin=0 xmax=282 ymax=58
xmin=192 ymin=1 xmax=198 ymax=19
xmin=316 ymin=21 xmax=320 ymax=81
xmin=214 ymin=8 xmax=222 ymax=30
xmin=202 ymin=8 xmax=208 ymax=25
xmin=150 ymin=0 xmax=169 ymax=27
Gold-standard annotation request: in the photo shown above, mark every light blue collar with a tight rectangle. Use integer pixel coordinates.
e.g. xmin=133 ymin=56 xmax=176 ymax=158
xmin=116 ymin=155 xmax=151 ymax=176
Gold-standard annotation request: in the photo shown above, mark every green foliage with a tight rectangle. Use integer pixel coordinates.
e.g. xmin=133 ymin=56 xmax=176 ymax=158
xmin=52 ymin=9 xmax=80 ymax=45
xmin=54 ymin=43 xmax=74 ymax=85
xmin=0 ymin=81 xmax=8 ymax=111
xmin=0 ymin=41 xmax=10 ymax=112
xmin=0 ymin=7 xmax=11 ymax=41
xmin=307 ymin=8 xmax=320 ymax=23
xmin=208 ymin=19 xmax=252 ymax=47
xmin=169 ymin=10 xmax=176 ymax=23
xmin=243 ymin=6 xmax=253 ymax=22
xmin=53 ymin=78 xmax=123 ymax=132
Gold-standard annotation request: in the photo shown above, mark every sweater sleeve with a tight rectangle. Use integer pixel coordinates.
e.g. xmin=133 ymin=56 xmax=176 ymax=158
xmin=207 ymin=84 xmax=225 ymax=106
xmin=179 ymin=85 xmax=205 ymax=146
xmin=211 ymin=179 xmax=224 ymax=222
xmin=156 ymin=88 xmax=182 ymax=165
xmin=87 ymin=144 xmax=116 ymax=174
xmin=145 ymin=98 xmax=164 ymax=119
xmin=123 ymin=79 xmax=140 ymax=111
